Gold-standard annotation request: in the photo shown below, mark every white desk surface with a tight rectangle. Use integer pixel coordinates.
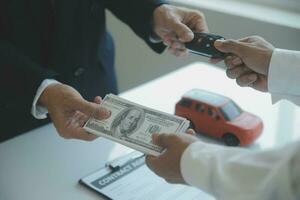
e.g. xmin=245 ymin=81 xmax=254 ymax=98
xmin=1 ymin=62 xmax=299 ymax=200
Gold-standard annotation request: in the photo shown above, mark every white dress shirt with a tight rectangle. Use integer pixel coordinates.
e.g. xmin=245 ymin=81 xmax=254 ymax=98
xmin=269 ymin=49 xmax=300 ymax=106
xmin=180 ymin=49 xmax=300 ymax=200
xmin=31 ymin=79 xmax=60 ymax=119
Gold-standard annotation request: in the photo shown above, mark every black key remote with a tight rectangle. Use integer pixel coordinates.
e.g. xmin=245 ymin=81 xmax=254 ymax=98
xmin=185 ymin=32 xmax=225 ymax=59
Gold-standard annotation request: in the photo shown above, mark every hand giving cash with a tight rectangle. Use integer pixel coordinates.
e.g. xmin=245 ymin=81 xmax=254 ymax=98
xmin=84 ymin=94 xmax=190 ymax=156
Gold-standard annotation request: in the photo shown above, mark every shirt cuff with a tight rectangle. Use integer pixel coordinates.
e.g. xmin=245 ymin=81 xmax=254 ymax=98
xmin=268 ymin=48 xmax=300 ymax=96
xmin=31 ymin=79 xmax=60 ymax=119
xmin=271 ymin=93 xmax=300 ymax=107
xmin=180 ymin=141 xmax=222 ymax=193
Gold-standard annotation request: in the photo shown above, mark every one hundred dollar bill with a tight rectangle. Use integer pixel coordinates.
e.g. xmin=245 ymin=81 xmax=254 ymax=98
xmin=84 ymin=94 xmax=190 ymax=156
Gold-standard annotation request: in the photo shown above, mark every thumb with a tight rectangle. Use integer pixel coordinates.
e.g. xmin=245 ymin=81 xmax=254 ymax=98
xmin=152 ymin=133 xmax=174 ymax=148
xmin=94 ymin=96 xmax=102 ymax=104
xmin=186 ymin=129 xmax=196 ymax=136
xmin=169 ymin=20 xmax=194 ymax=42
xmin=76 ymin=99 xmax=111 ymax=120
xmin=214 ymin=39 xmax=246 ymax=57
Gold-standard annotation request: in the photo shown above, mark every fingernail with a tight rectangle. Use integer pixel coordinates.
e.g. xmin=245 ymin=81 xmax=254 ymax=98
xmin=232 ymin=57 xmax=242 ymax=65
xmin=214 ymin=39 xmax=224 ymax=47
xmin=181 ymin=32 xmax=194 ymax=42
xmin=248 ymin=74 xmax=257 ymax=81
xmin=163 ymin=39 xmax=172 ymax=46
xmin=226 ymin=55 xmax=232 ymax=60
xmin=186 ymin=32 xmax=194 ymax=39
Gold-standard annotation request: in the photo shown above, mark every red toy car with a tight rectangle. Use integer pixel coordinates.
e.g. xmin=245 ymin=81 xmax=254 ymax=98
xmin=175 ymin=89 xmax=263 ymax=146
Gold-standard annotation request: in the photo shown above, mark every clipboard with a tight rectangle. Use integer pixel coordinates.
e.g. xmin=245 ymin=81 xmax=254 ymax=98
xmin=79 ymin=152 xmax=215 ymax=200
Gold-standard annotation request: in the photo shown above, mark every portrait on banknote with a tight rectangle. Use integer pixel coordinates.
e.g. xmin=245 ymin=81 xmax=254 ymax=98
xmin=111 ymin=107 xmax=145 ymax=138
xmin=84 ymin=94 xmax=189 ymax=155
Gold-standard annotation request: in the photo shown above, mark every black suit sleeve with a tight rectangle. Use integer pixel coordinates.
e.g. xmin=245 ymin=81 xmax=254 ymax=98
xmin=104 ymin=0 xmax=168 ymax=53
xmin=0 ymin=39 xmax=58 ymax=112
xmin=0 ymin=0 xmax=58 ymax=113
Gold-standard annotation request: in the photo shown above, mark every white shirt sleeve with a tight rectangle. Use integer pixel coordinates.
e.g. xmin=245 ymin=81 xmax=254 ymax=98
xmin=180 ymin=141 xmax=300 ymax=200
xmin=31 ymin=79 xmax=60 ymax=119
xmin=268 ymin=49 xmax=300 ymax=106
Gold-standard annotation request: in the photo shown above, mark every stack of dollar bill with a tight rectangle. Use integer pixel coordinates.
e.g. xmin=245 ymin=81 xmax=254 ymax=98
xmin=84 ymin=94 xmax=190 ymax=156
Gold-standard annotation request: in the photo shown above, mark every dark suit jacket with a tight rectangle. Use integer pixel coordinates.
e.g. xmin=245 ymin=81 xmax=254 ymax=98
xmin=0 ymin=0 xmax=166 ymax=142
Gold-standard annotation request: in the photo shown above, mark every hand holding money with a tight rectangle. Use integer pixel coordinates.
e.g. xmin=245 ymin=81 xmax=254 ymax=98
xmin=84 ymin=94 xmax=190 ymax=156
xmin=39 ymin=83 xmax=110 ymax=141
xmin=146 ymin=132 xmax=198 ymax=184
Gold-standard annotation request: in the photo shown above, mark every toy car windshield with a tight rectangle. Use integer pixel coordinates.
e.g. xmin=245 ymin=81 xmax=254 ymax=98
xmin=220 ymin=101 xmax=242 ymax=121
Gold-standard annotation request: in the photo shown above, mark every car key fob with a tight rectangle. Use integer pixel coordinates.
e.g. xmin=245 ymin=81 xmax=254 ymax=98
xmin=185 ymin=32 xmax=226 ymax=59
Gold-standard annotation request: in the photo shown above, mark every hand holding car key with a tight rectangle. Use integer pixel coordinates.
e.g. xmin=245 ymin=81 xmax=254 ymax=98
xmin=185 ymin=32 xmax=226 ymax=59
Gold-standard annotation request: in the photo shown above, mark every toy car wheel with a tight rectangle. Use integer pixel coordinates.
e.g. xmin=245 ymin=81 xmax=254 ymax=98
xmin=188 ymin=119 xmax=195 ymax=130
xmin=223 ymin=133 xmax=240 ymax=146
